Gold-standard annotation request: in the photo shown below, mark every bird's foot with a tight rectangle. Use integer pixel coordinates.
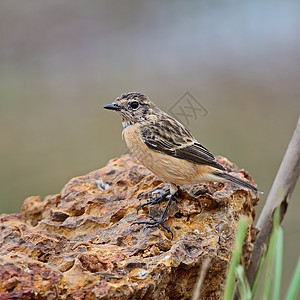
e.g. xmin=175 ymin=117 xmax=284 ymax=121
xmin=132 ymin=215 xmax=173 ymax=239
xmin=133 ymin=191 xmax=177 ymax=239
xmin=136 ymin=190 xmax=170 ymax=214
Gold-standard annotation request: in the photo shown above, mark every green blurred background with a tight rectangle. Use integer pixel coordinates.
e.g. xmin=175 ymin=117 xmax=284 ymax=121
xmin=0 ymin=0 xmax=299 ymax=297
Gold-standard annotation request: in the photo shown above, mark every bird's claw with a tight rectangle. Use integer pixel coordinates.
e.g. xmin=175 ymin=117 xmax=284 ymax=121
xmin=133 ymin=189 xmax=177 ymax=240
xmin=132 ymin=215 xmax=173 ymax=239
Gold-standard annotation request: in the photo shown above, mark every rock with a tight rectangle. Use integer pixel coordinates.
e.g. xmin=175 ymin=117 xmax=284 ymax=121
xmin=0 ymin=155 xmax=259 ymax=299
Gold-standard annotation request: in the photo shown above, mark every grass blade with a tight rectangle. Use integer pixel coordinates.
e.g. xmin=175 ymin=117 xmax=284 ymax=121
xmin=273 ymin=226 xmax=283 ymax=300
xmin=235 ymin=265 xmax=251 ymax=300
xmin=251 ymin=244 xmax=267 ymax=297
xmin=262 ymin=208 xmax=280 ymax=300
xmin=223 ymin=216 xmax=248 ymax=300
xmin=285 ymin=257 xmax=300 ymax=300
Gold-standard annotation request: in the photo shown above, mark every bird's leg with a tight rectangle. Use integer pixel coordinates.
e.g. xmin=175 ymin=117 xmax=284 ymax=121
xmin=133 ymin=184 xmax=178 ymax=239
xmin=136 ymin=189 xmax=170 ymax=214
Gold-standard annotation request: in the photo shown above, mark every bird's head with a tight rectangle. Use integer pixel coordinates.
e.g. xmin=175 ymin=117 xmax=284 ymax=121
xmin=103 ymin=92 xmax=160 ymax=126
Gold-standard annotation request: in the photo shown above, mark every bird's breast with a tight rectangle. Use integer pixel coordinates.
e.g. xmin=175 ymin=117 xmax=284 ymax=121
xmin=123 ymin=124 xmax=153 ymax=165
xmin=122 ymin=124 xmax=200 ymax=186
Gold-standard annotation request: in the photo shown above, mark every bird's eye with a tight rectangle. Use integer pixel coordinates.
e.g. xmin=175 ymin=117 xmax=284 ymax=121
xmin=130 ymin=101 xmax=139 ymax=109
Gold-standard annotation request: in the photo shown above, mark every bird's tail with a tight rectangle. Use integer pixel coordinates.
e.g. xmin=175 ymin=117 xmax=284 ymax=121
xmin=212 ymin=170 xmax=260 ymax=193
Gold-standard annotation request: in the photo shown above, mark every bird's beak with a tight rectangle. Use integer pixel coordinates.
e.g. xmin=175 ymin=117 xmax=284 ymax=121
xmin=103 ymin=103 xmax=121 ymax=111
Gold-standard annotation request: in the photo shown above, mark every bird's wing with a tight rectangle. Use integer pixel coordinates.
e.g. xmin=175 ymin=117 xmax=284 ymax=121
xmin=140 ymin=118 xmax=226 ymax=171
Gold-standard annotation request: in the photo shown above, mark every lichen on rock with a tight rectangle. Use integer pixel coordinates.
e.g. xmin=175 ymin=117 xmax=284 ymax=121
xmin=0 ymin=154 xmax=259 ymax=299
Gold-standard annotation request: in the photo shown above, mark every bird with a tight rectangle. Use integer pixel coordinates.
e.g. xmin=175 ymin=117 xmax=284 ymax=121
xmin=103 ymin=92 xmax=259 ymax=237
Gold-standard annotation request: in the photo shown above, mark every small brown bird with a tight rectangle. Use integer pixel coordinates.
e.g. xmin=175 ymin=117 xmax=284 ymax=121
xmin=104 ymin=92 xmax=259 ymax=236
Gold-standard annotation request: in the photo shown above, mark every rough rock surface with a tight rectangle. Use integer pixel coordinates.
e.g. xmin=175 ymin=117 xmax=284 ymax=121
xmin=0 ymin=155 xmax=259 ymax=299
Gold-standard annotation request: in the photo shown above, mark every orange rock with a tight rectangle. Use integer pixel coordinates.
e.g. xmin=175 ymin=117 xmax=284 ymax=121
xmin=0 ymin=155 xmax=259 ymax=299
